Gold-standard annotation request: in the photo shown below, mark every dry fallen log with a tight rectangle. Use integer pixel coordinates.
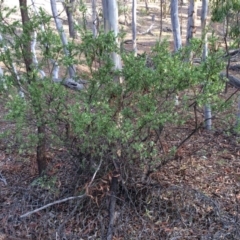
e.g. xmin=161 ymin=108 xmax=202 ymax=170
xmin=229 ymin=64 xmax=240 ymax=71
xmin=53 ymin=78 xmax=88 ymax=91
xmin=220 ymin=72 xmax=240 ymax=89
xmin=224 ymin=48 xmax=240 ymax=57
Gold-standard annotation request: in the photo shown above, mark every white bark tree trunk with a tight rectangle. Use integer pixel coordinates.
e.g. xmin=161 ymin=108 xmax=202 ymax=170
xmin=201 ymin=0 xmax=208 ymax=61
xmin=186 ymin=0 xmax=198 ymax=46
xmin=92 ymin=0 xmax=98 ymax=37
xmin=171 ymin=0 xmax=182 ymax=51
xmin=171 ymin=0 xmax=181 ymax=105
xmin=31 ymin=31 xmax=46 ymax=78
xmin=201 ymin=0 xmax=211 ymax=130
xmin=102 ymin=2 xmax=122 ymax=237
xmin=50 ymin=0 xmax=85 ymax=90
xmin=50 ymin=0 xmax=75 ymax=78
xmin=102 ymin=0 xmax=122 ymax=72
xmin=132 ymin=0 xmax=137 ymax=56
xmin=31 ymin=0 xmax=59 ymax=80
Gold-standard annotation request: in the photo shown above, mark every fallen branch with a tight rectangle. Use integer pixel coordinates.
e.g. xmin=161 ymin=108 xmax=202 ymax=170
xmin=138 ymin=15 xmax=155 ymax=35
xmin=220 ymin=72 xmax=240 ymax=89
xmin=224 ymin=48 xmax=240 ymax=57
xmin=138 ymin=23 xmax=155 ymax=35
xmin=53 ymin=78 xmax=88 ymax=91
xmin=20 ymin=194 xmax=86 ymax=218
xmin=229 ymin=64 xmax=240 ymax=71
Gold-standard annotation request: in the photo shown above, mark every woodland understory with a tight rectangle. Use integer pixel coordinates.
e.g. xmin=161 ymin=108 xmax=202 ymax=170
xmin=1 ymin=0 xmax=240 ymax=239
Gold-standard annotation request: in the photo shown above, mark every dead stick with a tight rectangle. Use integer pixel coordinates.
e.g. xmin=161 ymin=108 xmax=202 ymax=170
xmin=20 ymin=194 xmax=86 ymax=218
xmin=106 ymin=171 xmax=119 ymax=240
xmin=20 ymin=159 xmax=103 ymax=218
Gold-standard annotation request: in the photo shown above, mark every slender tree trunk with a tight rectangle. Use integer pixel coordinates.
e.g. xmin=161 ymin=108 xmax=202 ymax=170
xmin=145 ymin=0 xmax=149 ymax=12
xmin=171 ymin=0 xmax=182 ymax=51
xmin=65 ymin=0 xmax=75 ymax=38
xmin=201 ymin=0 xmax=211 ymax=130
xmin=106 ymin=171 xmax=119 ymax=240
xmin=37 ymin=125 xmax=47 ymax=175
xmin=201 ymin=0 xmax=208 ymax=61
xmin=19 ymin=0 xmax=33 ymax=74
xmin=50 ymin=0 xmax=76 ymax=78
xmin=132 ymin=0 xmax=137 ymax=56
xmin=186 ymin=0 xmax=198 ymax=45
xmin=163 ymin=0 xmax=170 ymax=19
xmin=92 ymin=0 xmax=98 ymax=37
xmin=19 ymin=0 xmax=47 ymax=174
xmin=51 ymin=0 xmax=85 ymax=90
xmin=171 ymin=0 xmax=181 ymax=105
xmin=186 ymin=0 xmax=198 ymax=62
xmin=159 ymin=0 xmax=163 ymax=38
xmin=180 ymin=0 xmax=183 ymax=35
xmin=102 ymin=0 xmax=122 ymax=72
xmin=101 ymin=3 xmax=122 ymax=236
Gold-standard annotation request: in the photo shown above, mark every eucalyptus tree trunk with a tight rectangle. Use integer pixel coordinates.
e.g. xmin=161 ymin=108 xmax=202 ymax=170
xmin=32 ymin=0 xmax=83 ymax=89
xmin=186 ymin=0 xmax=198 ymax=46
xmin=159 ymin=0 xmax=164 ymax=38
xmin=101 ymin=2 xmax=121 ymax=239
xmin=171 ymin=0 xmax=181 ymax=106
xmin=31 ymin=0 xmax=48 ymax=58
xmin=92 ymin=0 xmax=98 ymax=37
xmin=201 ymin=0 xmax=211 ymax=130
xmin=29 ymin=1 xmax=46 ymax=81
xmin=50 ymin=0 xmax=75 ymax=78
xmin=201 ymin=0 xmax=208 ymax=62
xmin=51 ymin=0 xmax=85 ymax=90
xmin=102 ymin=0 xmax=122 ymax=72
xmin=186 ymin=0 xmax=198 ymax=62
xmin=171 ymin=0 xmax=182 ymax=51
xmin=65 ymin=0 xmax=75 ymax=38
xmin=132 ymin=0 xmax=137 ymax=56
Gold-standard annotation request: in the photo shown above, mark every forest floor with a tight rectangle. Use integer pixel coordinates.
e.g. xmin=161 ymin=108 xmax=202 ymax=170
xmin=1 ymin=1 xmax=240 ymax=240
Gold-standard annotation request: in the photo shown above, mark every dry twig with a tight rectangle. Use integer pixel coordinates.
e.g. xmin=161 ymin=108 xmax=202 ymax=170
xmin=20 ymin=159 xmax=103 ymax=218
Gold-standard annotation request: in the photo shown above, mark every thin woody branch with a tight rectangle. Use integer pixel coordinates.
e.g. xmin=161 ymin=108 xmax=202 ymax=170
xmin=20 ymin=159 xmax=103 ymax=218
